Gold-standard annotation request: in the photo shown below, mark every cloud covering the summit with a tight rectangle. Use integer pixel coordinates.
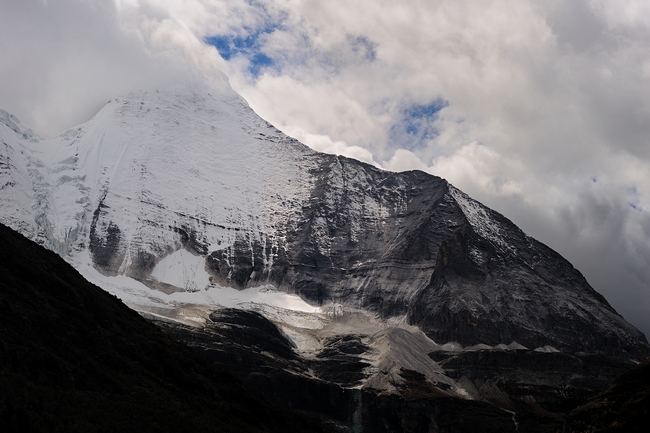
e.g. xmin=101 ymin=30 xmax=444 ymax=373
xmin=2 ymin=0 xmax=650 ymax=339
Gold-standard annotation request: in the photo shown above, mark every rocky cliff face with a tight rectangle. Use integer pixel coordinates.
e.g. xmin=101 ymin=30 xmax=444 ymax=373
xmin=408 ymin=187 xmax=644 ymax=356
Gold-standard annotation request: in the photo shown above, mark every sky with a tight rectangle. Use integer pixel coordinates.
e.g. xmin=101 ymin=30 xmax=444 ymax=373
xmin=1 ymin=0 xmax=650 ymax=340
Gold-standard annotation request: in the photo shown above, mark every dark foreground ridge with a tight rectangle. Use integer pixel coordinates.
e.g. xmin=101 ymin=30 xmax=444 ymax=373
xmin=154 ymin=308 xmax=644 ymax=433
xmin=562 ymin=357 xmax=650 ymax=432
xmin=0 ymin=223 xmax=321 ymax=433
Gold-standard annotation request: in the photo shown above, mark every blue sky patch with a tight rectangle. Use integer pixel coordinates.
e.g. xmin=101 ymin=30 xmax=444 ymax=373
xmin=389 ymin=99 xmax=449 ymax=149
xmin=628 ymin=186 xmax=643 ymax=211
xmin=405 ymin=100 xmax=449 ymax=120
xmin=206 ymin=23 xmax=281 ymax=77
xmin=347 ymin=35 xmax=377 ymax=62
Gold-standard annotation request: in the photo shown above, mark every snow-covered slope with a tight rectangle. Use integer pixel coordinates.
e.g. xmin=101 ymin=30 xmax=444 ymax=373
xmin=1 ymin=84 xmax=316 ymax=268
xmin=0 ymin=109 xmax=43 ymax=242
xmin=1 ymin=79 xmax=648 ymax=388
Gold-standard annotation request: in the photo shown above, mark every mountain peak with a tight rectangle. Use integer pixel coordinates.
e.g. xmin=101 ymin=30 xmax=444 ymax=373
xmin=0 ymin=82 xmax=647 ymax=363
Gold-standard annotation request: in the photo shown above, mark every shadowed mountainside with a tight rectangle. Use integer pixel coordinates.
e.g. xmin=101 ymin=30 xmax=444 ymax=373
xmin=561 ymin=357 xmax=650 ymax=432
xmin=0 ymin=223 xmax=321 ymax=433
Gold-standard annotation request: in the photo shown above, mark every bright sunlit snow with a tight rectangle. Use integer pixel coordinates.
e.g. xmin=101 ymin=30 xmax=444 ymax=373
xmin=152 ymin=249 xmax=213 ymax=292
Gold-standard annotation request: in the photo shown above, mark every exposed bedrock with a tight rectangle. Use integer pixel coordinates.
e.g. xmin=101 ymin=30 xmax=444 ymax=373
xmin=429 ymin=349 xmax=635 ymax=413
xmin=407 ymin=225 xmax=650 ymax=359
xmin=204 ymin=159 xmax=455 ymax=318
xmin=151 ymin=309 xmax=635 ymax=433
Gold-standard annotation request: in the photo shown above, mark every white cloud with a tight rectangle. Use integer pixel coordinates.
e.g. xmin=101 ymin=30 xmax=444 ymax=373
xmin=0 ymin=1 xmax=176 ymax=136
xmin=430 ymin=142 xmax=525 ymax=197
xmin=384 ymin=149 xmax=428 ymax=173
xmin=284 ymin=126 xmax=380 ymax=167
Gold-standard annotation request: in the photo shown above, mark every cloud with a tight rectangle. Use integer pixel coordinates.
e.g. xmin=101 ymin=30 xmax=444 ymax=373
xmin=2 ymin=1 xmax=155 ymax=135
xmin=284 ymin=126 xmax=380 ymax=167
xmin=0 ymin=0 xmax=226 ymax=136
xmin=2 ymin=0 xmax=650 ymax=339
xmin=383 ymin=149 xmax=428 ymax=173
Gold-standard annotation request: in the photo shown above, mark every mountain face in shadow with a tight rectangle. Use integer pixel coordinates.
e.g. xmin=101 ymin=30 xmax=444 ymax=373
xmin=154 ymin=306 xmax=646 ymax=433
xmin=561 ymin=357 xmax=650 ymax=433
xmin=0 ymin=223 xmax=320 ymax=433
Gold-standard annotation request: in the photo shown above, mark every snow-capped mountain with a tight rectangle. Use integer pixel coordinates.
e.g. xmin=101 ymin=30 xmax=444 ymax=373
xmin=1 ymin=81 xmax=645 ymax=356
xmin=1 ymin=79 xmax=649 ymax=431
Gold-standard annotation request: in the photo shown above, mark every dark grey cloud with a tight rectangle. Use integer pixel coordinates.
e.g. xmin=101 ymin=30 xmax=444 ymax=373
xmin=547 ymin=0 xmax=606 ymax=52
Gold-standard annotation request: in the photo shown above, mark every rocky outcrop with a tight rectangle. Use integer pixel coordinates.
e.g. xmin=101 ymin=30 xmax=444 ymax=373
xmin=407 ymin=210 xmax=648 ymax=358
xmin=429 ymin=349 xmax=636 ymax=413
xmin=150 ymin=308 xmax=641 ymax=433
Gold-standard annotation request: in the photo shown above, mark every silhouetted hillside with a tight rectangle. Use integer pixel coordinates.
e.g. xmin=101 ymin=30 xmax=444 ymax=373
xmin=561 ymin=357 xmax=650 ymax=432
xmin=0 ymin=223 xmax=320 ymax=433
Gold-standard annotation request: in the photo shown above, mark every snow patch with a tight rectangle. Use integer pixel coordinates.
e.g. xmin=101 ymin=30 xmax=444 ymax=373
xmin=170 ymin=283 xmax=320 ymax=313
xmin=534 ymin=345 xmax=560 ymax=353
xmin=438 ymin=342 xmax=464 ymax=351
xmin=465 ymin=343 xmax=493 ymax=351
xmin=449 ymin=186 xmax=514 ymax=253
xmin=506 ymin=342 xmax=529 ymax=350
xmin=74 ymin=249 xmax=318 ymax=316
xmin=152 ymin=248 xmax=212 ymax=292
xmin=432 ymin=341 xmax=530 ymax=352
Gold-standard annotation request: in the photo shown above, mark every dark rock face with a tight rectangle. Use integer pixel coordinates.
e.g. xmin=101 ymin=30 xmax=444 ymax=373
xmin=358 ymin=392 xmax=521 ymax=433
xmin=154 ymin=309 xmax=360 ymax=429
xmin=197 ymin=155 xmax=648 ymax=359
xmin=89 ymin=216 xmax=123 ymax=274
xmin=403 ymin=189 xmax=649 ymax=359
xmin=193 ymin=154 xmax=649 ymax=359
xmin=207 ymin=308 xmax=298 ymax=358
xmin=151 ymin=310 xmax=641 ymax=433
xmin=281 ymin=160 xmax=456 ymax=319
xmin=202 ymin=157 xmax=455 ymax=321
xmin=314 ymin=334 xmax=372 ymax=385
xmin=429 ymin=350 xmax=636 ymax=413
xmin=153 ymin=312 xmax=516 ymax=433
